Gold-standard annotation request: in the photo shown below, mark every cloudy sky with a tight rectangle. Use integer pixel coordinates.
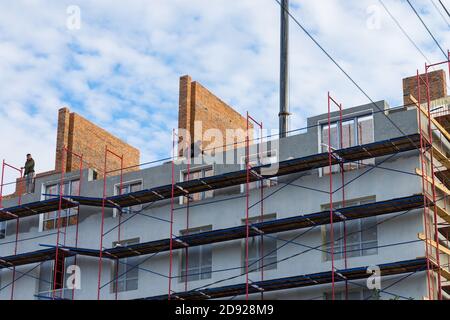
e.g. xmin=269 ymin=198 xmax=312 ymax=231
xmin=0 ymin=0 xmax=449 ymax=188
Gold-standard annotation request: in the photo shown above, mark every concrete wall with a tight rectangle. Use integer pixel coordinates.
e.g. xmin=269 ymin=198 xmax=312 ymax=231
xmin=0 ymin=101 xmax=430 ymax=300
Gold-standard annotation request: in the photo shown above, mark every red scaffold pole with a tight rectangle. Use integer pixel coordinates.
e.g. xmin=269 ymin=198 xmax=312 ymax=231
xmin=425 ymin=58 xmax=450 ymax=300
xmin=330 ymin=94 xmax=348 ymax=300
xmin=53 ymin=146 xmax=67 ymax=299
xmin=168 ymin=129 xmax=176 ymax=300
xmin=327 ymin=92 xmax=345 ymax=301
xmin=71 ymin=149 xmax=83 ymax=301
xmin=184 ymin=141 xmax=191 ymax=292
xmin=97 ymin=146 xmax=124 ymax=300
xmin=259 ymin=121 xmax=264 ymax=301
xmin=1 ymin=160 xmax=23 ymax=300
xmin=245 ymin=112 xmax=263 ymax=300
xmin=52 ymin=146 xmax=85 ymax=300
xmin=97 ymin=146 xmax=108 ymax=300
xmin=245 ymin=112 xmax=250 ymax=300
xmin=113 ymin=152 xmax=124 ymax=301
xmin=416 ymin=70 xmax=434 ymax=300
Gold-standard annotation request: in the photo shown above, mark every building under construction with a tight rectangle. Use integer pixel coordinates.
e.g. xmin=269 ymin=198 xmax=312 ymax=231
xmin=1 ymin=56 xmax=450 ymax=300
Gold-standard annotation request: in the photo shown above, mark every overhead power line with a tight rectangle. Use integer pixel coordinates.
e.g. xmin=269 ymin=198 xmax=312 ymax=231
xmin=406 ymin=0 xmax=448 ymax=58
xmin=379 ymin=0 xmax=431 ymax=63
xmin=430 ymin=0 xmax=450 ymax=29
xmin=273 ymin=0 xmax=415 ymax=148
xmin=439 ymin=0 xmax=450 ymax=18
xmin=379 ymin=0 xmax=450 ymax=92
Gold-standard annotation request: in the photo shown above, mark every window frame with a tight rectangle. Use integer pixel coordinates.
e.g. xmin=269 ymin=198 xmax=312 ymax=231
xmin=323 ymin=287 xmax=373 ymax=300
xmin=179 ymin=165 xmax=214 ymax=205
xmin=111 ymin=238 xmax=140 ymax=293
xmin=321 ymin=196 xmax=378 ymax=262
xmin=36 ymin=255 xmax=76 ymax=300
xmin=239 ymin=150 xmax=278 ymax=193
xmin=0 ymin=221 xmax=5 ymax=239
xmin=179 ymin=225 xmax=213 ymax=283
xmin=39 ymin=178 xmax=80 ymax=232
xmin=319 ymin=112 xmax=374 ymax=177
xmin=241 ymin=213 xmax=277 ymax=274
xmin=113 ymin=179 xmax=143 ymax=217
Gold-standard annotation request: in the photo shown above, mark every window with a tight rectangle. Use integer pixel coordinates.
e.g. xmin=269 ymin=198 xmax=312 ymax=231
xmin=112 ymin=238 xmax=140 ymax=293
xmin=181 ymin=167 xmax=214 ymax=203
xmin=242 ymin=214 xmax=277 ymax=273
xmin=322 ymin=197 xmax=378 ymax=261
xmin=321 ymin=114 xmax=374 ymax=174
xmin=240 ymin=151 xmax=278 ymax=193
xmin=324 ymin=288 xmax=373 ymax=300
xmin=37 ymin=256 xmax=75 ymax=300
xmin=38 ymin=260 xmax=53 ymax=299
xmin=42 ymin=180 xmax=80 ymax=231
xmin=0 ymin=221 xmax=5 ymax=239
xmin=180 ymin=226 xmax=212 ymax=282
xmin=116 ymin=181 xmax=142 ymax=215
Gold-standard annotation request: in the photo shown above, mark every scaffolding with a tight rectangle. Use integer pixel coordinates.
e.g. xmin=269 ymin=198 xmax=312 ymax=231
xmin=411 ymin=51 xmax=450 ymax=300
xmin=97 ymin=146 xmax=124 ymax=300
xmin=144 ymin=258 xmax=428 ymax=300
xmin=1 ymin=56 xmax=450 ymax=300
xmin=51 ymin=146 xmax=85 ymax=300
xmin=245 ymin=113 xmax=264 ymax=300
xmin=0 ymin=130 xmax=430 ymax=300
xmin=0 ymin=160 xmax=23 ymax=300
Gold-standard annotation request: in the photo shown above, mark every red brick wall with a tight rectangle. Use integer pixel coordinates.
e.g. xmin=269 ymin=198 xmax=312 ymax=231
xmin=55 ymin=108 xmax=140 ymax=176
xmin=178 ymin=75 xmax=252 ymax=155
xmin=403 ymin=70 xmax=447 ymax=106
xmin=10 ymin=108 xmax=140 ymax=196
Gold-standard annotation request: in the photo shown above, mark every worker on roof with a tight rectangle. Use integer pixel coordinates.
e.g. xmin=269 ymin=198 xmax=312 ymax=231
xmin=23 ymin=154 xmax=35 ymax=194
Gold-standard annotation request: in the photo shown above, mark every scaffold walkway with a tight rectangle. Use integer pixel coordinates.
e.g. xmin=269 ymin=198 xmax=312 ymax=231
xmin=0 ymin=194 xmax=429 ymax=267
xmin=142 ymin=258 xmax=430 ymax=300
xmin=0 ymin=133 xmax=421 ymax=221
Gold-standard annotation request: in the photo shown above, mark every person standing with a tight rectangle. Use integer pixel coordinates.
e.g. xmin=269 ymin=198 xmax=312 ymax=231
xmin=23 ymin=154 xmax=35 ymax=194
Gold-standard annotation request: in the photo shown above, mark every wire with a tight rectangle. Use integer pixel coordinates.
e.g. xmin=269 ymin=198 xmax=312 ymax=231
xmin=332 ymin=266 xmax=420 ymax=300
xmin=166 ymin=237 xmax=422 ymax=301
xmin=439 ymin=0 xmax=450 ymax=18
xmin=185 ymin=198 xmax=420 ymax=295
xmin=0 ymin=232 xmax=57 ymax=247
xmin=73 ymin=145 xmax=433 ymax=293
xmin=273 ymin=0 xmax=419 ymax=151
xmin=430 ymin=0 xmax=450 ymax=28
xmin=379 ymin=0 xmax=450 ymax=93
xmin=0 ymin=102 xmax=418 ymax=190
xmin=406 ymin=0 xmax=448 ymax=58
xmin=364 ymin=266 xmax=422 ymax=300
xmin=0 ymin=262 xmax=49 ymax=293
xmin=380 ymin=0 xmax=433 ymax=64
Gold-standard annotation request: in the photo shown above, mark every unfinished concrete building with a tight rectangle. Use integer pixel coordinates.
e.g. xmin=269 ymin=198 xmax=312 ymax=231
xmin=1 ymin=69 xmax=450 ymax=300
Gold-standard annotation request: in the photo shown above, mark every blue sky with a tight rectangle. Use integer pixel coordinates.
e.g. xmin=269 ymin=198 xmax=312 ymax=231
xmin=0 ymin=0 xmax=449 ymax=189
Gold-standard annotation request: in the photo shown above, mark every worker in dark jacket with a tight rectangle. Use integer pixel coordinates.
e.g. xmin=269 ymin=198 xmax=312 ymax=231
xmin=23 ymin=154 xmax=35 ymax=193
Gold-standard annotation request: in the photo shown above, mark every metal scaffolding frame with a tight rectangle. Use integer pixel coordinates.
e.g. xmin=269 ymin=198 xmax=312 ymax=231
xmin=0 ymin=129 xmax=436 ymax=298
xmin=245 ymin=112 xmax=264 ymax=300
xmin=52 ymin=146 xmax=84 ymax=300
xmin=0 ymin=160 xmax=23 ymax=300
xmin=1 ymin=56 xmax=450 ymax=298
xmin=97 ymin=146 xmax=124 ymax=300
